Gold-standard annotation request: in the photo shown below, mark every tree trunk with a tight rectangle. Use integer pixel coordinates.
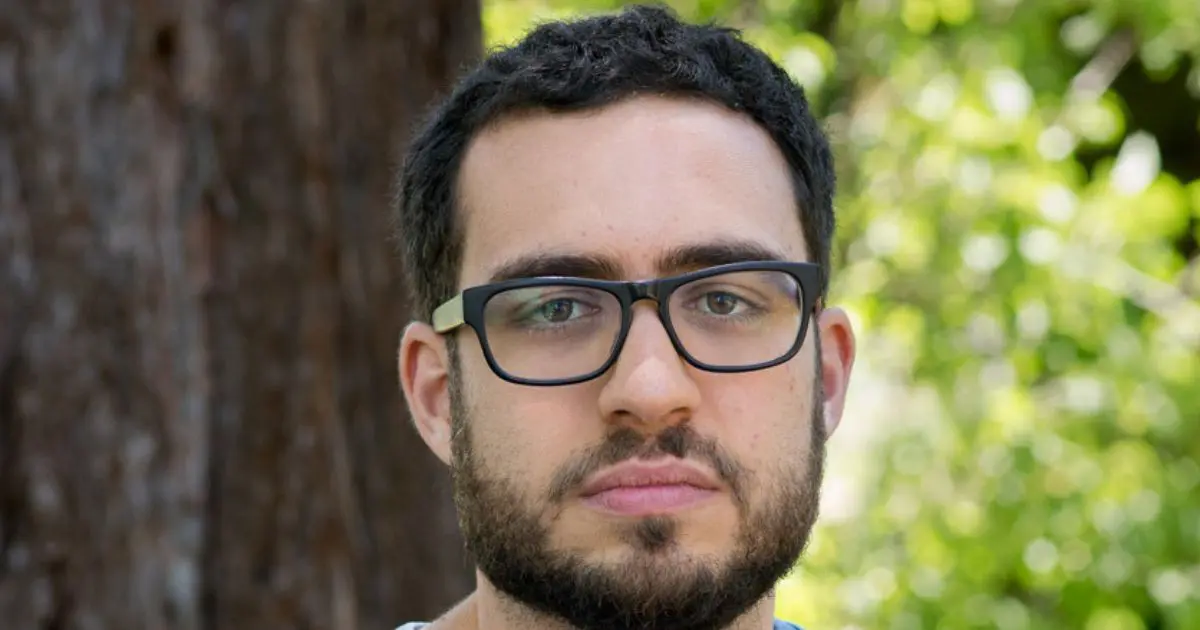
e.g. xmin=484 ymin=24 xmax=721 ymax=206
xmin=0 ymin=1 xmax=478 ymax=628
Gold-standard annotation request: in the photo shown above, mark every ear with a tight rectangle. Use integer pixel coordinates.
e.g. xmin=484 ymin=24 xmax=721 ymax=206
xmin=816 ymin=306 xmax=856 ymax=438
xmin=398 ymin=321 xmax=454 ymax=465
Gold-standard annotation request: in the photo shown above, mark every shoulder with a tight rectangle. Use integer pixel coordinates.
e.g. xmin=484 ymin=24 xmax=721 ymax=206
xmin=775 ymin=620 xmax=806 ymax=630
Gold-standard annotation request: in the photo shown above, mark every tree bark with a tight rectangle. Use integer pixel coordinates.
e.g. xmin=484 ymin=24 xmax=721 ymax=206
xmin=0 ymin=1 xmax=478 ymax=628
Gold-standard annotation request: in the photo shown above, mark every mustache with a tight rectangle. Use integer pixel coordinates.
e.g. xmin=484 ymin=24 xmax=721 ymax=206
xmin=546 ymin=424 xmax=747 ymax=509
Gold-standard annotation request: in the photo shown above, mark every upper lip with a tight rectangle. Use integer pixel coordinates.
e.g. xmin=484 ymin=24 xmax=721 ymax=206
xmin=578 ymin=460 xmax=721 ymax=497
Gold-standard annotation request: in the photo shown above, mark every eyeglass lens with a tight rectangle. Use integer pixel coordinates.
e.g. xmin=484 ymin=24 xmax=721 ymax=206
xmin=481 ymin=270 xmax=806 ymax=382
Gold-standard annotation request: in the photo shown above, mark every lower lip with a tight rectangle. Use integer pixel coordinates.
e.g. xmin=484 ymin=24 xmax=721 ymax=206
xmin=582 ymin=484 xmax=717 ymax=516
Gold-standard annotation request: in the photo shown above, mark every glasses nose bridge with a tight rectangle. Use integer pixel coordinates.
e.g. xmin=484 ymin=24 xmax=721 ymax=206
xmin=615 ymin=279 xmax=681 ymax=362
xmin=621 ymin=280 xmax=673 ymax=335
xmin=626 ymin=278 xmax=669 ymax=305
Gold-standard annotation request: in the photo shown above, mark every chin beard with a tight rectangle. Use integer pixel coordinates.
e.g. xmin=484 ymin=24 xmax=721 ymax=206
xmin=447 ymin=371 xmax=826 ymax=630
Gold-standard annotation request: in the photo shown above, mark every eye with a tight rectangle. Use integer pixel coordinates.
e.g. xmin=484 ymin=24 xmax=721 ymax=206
xmin=534 ymin=298 xmax=582 ymax=323
xmin=701 ymin=292 xmax=743 ymax=316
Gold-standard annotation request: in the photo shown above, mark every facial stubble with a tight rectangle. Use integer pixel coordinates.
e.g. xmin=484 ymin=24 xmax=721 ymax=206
xmin=447 ymin=360 xmax=827 ymax=630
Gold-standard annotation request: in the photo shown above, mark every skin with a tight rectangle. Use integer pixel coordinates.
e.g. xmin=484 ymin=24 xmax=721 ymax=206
xmin=399 ymin=95 xmax=857 ymax=630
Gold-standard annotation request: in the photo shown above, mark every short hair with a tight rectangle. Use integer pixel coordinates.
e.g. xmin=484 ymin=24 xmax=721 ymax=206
xmin=395 ymin=3 xmax=836 ymax=321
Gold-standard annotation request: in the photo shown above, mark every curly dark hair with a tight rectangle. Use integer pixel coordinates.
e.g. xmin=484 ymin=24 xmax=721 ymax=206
xmin=395 ymin=3 xmax=836 ymax=321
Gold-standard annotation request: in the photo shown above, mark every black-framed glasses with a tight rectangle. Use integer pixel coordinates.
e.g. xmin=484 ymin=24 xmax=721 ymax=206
xmin=431 ymin=260 xmax=823 ymax=386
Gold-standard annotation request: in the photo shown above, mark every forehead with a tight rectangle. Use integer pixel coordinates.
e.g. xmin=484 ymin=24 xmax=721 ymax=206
xmin=456 ymin=95 xmax=808 ymax=287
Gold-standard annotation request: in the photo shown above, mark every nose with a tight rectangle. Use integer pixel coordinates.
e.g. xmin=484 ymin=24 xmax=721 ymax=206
xmin=597 ymin=303 xmax=702 ymax=432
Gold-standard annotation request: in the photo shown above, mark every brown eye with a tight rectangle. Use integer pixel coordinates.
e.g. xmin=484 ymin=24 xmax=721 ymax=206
xmin=703 ymin=292 xmax=741 ymax=315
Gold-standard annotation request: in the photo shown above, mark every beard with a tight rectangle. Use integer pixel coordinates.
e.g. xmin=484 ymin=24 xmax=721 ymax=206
xmin=447 ymin=363 xmax=827 ymax=630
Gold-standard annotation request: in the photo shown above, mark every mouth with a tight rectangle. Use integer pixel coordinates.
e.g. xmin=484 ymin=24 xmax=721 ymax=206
xmin=578 ymin=459 xmax=722 ymax=516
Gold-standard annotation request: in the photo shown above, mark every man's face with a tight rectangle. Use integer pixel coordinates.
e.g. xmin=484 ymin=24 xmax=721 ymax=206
xmin=403 ymin=96 xmax=854 ymax=630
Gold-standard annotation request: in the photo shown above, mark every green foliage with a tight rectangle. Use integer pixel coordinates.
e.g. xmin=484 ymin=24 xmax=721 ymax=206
xmin=483 ymin=1 xmax=1200 ymax=627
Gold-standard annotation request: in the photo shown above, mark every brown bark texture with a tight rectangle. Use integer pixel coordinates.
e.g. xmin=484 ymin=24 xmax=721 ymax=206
xmin=0 ymin=1 xmax=480 ymax=628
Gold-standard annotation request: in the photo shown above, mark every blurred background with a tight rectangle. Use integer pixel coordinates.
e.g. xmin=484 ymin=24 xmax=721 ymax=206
xmin=0 ymin=1 xmax=1196 ymax=629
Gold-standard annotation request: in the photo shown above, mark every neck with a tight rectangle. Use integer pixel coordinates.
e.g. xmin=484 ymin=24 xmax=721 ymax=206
xmin=464 ymin=571 xmax=780 ymax=630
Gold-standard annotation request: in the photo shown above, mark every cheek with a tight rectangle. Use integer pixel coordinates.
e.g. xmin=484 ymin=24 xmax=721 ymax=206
xmin=702 ymin=359 xmax=815 ymax=468
xmin=466 ymin=365 xmax=604 ymax=493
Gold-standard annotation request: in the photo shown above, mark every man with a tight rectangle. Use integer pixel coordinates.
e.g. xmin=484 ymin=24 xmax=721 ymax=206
xmin=394 ymin=4 xmax=856 ymax=630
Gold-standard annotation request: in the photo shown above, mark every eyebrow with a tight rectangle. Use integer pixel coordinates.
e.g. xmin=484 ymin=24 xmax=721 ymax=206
xmin=655 ymin=239 xmax=789 ymax=271
xmin=487 ymin=252 xmax=622 ymax=283
xmin=485 ymin=238 xmax=791 ymax=284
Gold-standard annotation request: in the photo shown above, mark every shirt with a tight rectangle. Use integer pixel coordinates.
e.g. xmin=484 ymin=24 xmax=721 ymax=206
xmin=395 ymin=620 xmax=804 ymax=629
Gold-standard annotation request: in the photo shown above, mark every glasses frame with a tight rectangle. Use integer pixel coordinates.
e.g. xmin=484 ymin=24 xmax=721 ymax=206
xmin=431 ymin=260 xmax=824 ymax=386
